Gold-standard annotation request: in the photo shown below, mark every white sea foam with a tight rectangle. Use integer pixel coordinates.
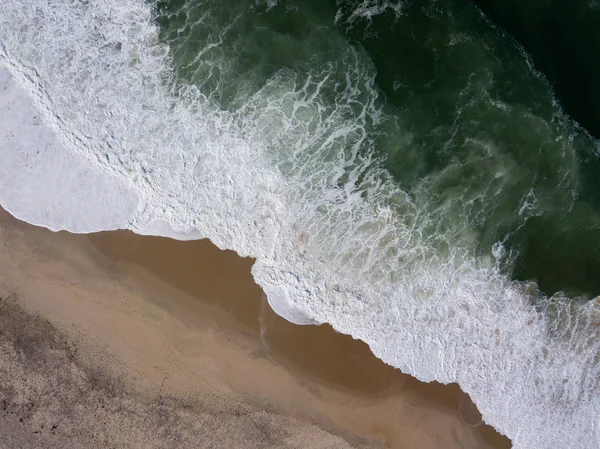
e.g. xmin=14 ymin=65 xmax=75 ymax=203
xmin=1 ymin=1 xmax=599 ymax=448
xmin=336 ymin=0 xmax=404 ymax=26
xmin=0 ymin=68 xmax=138 ymax=232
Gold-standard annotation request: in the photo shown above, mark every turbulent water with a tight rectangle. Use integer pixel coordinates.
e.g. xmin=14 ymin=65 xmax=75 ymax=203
xmin=1 ymin=0 xmax=600 ymax=447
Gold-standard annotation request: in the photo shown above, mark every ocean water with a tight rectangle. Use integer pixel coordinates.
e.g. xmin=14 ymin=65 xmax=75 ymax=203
xmin=1 ymin=0 xmax=600 ymax=447
xmin=469 ymin=0 xmax=600 ymax=141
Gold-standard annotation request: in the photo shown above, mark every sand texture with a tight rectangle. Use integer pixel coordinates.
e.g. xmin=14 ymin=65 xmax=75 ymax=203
xmin=0 ymin=208 xmax=511 ymax=448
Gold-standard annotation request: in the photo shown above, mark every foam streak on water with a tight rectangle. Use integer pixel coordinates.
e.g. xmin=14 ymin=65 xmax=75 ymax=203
xmin=0 ymin=1 xmax=599 ymax=447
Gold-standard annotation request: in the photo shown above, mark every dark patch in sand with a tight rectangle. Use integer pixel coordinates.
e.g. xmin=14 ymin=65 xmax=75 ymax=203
xmin=0 ymin=292 xmax=365 ymax=448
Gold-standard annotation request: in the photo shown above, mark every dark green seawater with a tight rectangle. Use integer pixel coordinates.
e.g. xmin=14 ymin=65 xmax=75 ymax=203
xmin=334 ymin=0 xmax=600 ymax=299
xmin=2 ymin=0 xmax=600 ymax=445
xmin=469 ymin=0 xmax=600 ymax=140
xmin=155 ymin=0 xmax=600 ymax=300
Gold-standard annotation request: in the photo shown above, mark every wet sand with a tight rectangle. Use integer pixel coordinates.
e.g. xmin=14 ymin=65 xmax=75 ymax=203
xmin=0 ymin=207 xmax=511 ymax=448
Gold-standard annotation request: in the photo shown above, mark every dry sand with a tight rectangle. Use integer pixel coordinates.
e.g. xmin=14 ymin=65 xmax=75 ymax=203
xmin=0 ymin=207 xmax=512 ymax=448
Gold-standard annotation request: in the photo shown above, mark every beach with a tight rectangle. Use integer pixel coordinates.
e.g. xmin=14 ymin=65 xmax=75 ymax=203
xmin=0 ymin=207 xmax=511 ymax=448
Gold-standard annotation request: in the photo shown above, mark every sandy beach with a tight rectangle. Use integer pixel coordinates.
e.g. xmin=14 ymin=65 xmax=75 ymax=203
xmin=0 ymin=207 xmax=511 ymax=448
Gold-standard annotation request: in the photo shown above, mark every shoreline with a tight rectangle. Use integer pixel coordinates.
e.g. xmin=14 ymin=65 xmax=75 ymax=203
xmin=0 ymin=207 xmax=511 ymax=447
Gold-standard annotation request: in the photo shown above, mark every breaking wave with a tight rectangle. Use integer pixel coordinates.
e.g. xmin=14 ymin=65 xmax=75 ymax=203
xmin=1 ymin=0 xmax=599 ymax=447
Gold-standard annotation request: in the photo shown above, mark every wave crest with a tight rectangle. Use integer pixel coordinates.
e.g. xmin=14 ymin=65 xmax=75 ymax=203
xmin=1 ymin=0 xmax=599 ymax=447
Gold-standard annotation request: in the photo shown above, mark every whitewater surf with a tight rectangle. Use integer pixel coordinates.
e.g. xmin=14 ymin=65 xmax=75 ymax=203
xmin=1 ymin=1 xmax=599 ymax=447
